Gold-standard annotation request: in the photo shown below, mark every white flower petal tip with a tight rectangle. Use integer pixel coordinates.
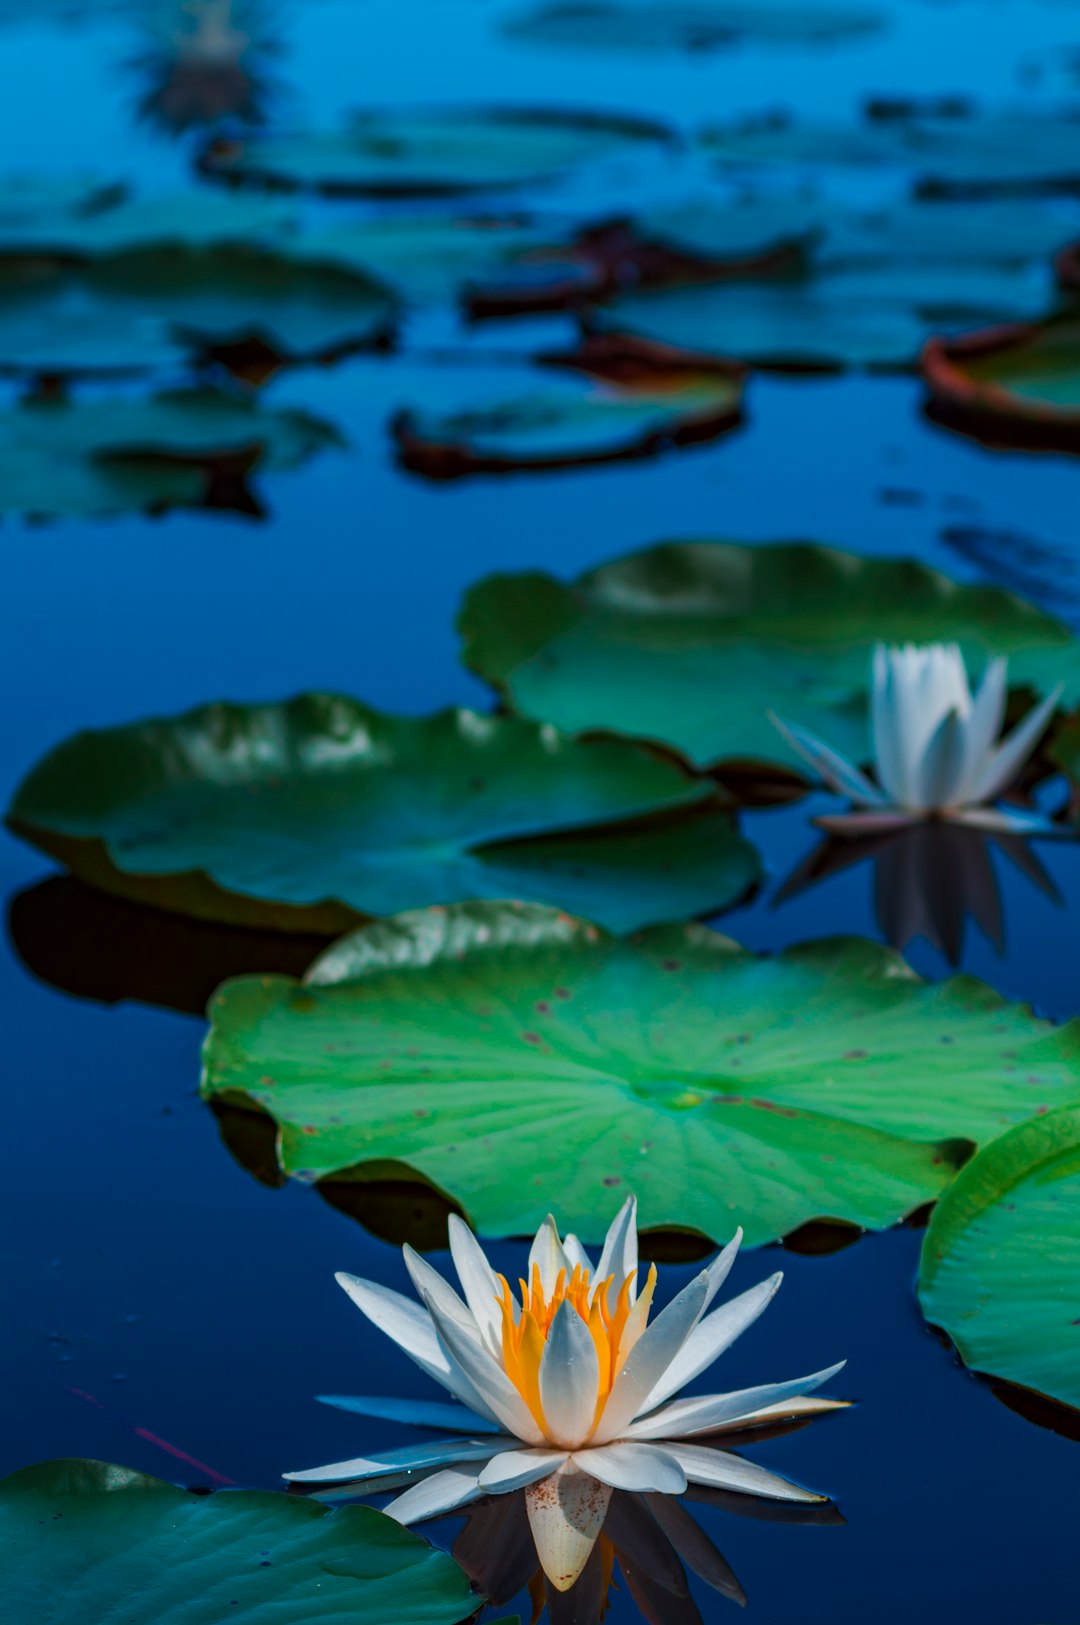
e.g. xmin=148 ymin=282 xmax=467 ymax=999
xmin=526 ymin=1462 xmax=613 ymax=1592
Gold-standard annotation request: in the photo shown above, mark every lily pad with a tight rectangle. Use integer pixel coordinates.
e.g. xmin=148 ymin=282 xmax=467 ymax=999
xmin=395 ymin=335 xmax=745 ymax=475
xmin=0 ymin=306 xmax=188 ymax=379
xmin=200 ymin=901 xmax=1080 ymax=1245
xmin=6 ymin=697 xmax=761 ymax=934
xmin=505 ymin=1 xmax=884 ymax=53
xmin=922 ymin=317 xmax=1080 ymax=453
xmin=0 ymin=388 xmax=339 ymax=518
xmin=0 ymin=1459 xmax=480 ymax=1624
xmin=918 ymin=1105 xmax=1080 ymax=1415
xmin=0 ymin=172 xmax=126 ymax=234
xmin=0 ymin=188 xmax=294 ymax=256
xmin=458 ymin=540 xmax=1080 ymax=774
xmin=198 ymin=106 xmax=672 ymax=196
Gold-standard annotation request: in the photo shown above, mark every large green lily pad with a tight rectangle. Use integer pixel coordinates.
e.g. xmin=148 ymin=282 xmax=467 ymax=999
xmin=0 ymin=388 xmax=339 ymax=518
xmin=0 ymin=1459 xmax=480 ymax=1624
xmin=198 ymin=106 xmax=672 ymax=196
xmin=923 ymin=318 xmax=1080 ymax=454
xmin=6 ymin=697 xmax=760 ymax=934
xmin=918 ymin=1105 xmax=1080 ymax=1414
xmin=201 ymin=901 xmax=1080 ymax=1246
xmin=458 ymin=540 xmax=1080 ymax=774
xmin=505 ymin=1 xmax=884 ymax=53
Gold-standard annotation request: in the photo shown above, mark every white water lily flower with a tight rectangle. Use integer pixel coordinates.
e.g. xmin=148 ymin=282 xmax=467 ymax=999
xmin=771 ymin=642 xmax=1063 ymax=836
xmin=284 ymin=1198 xmax=846 ymax=1591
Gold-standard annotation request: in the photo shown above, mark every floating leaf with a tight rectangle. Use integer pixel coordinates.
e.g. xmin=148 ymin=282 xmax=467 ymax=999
xmin=200 ymin=901 xmax=1080 ymax=1246
xmin=458 ymin=540 xmax=1079 ymax=774
xmin=0 ymin=306 xmax=187 ymax=379
xmin=0 ymin=1459 xmax=481 ymax=1624
xmin=0 ymin=172 xmax=126 ymax=234
xmin=0 ymin=188 xmax=293 ymax=256
xmin=919 ymin=1105 xmax=1080 ymax=1415
xmin=199 ymin=106 xmax=672 ymax=196
xmin=6 ymin=697 xmax=761 ymax=934
xmin=395 ymin=335 xmax=745 ymax=475
xmin=505 ymin=1 xmax=884 ymax=53
xmin=923 ymin=317 xmax=1080 ymax=453
xmin=0 ymin=388 xmax=339 ymax=518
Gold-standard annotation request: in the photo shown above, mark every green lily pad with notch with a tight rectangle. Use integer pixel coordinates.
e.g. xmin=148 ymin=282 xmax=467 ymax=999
xmin=6 ymin=697 xmax=761 ymax=934
xmin=505 ymin=1 xmax=884 ymax=53
xmin=918 ymin=1104 xmax=1080 ymax=1415
xmin=923 ymin=317 xmax=1080 ymax=454
xmin=0 ymin=1459 xmax=481 ymax=1624
xmin=198 ymin=106 xmax=673 ymax=197
xmin=0 ymin=388 xmax=339 ymax=518
xmin=458 ymin=539 xmax=1080 ymax=774
xmin=200 ymin=902 xmax=1080 ymax=1246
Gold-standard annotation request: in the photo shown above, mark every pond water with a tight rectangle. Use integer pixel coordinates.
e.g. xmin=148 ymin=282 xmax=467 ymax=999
xmin=3 ymin=2 xmax=1080 ymax=1622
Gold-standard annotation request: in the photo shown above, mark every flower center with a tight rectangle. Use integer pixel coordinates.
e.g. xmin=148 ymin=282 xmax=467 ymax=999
xmin=496 ymin=1261 xmax=657 ymax=1440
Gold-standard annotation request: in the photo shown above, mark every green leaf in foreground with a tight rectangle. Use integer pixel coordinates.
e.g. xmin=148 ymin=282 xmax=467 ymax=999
xmin=201 ymin=902 xmax=1080 ymax=1246
xmin=6 ymin=698 xmax=760 ymax=934
xmin=457 ymin=539 xmax=1080 ymax=773
xmin=0 ymin=1459 xmax=480 ymax=1624
xmin=918 ymin=1104 xmax=1080 ymax=1415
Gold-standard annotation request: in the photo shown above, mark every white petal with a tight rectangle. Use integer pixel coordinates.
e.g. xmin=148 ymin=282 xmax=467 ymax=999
xmin=814 ymin=809 xmax=919 ymax=835
xmin=540 ymin=1300 xmax=601 ymax=1449
xmin=732 ymin=1395 xmax=851 ymax=1426
xmin=953 ymin=656 xmax=1007 ymax=801
xmin=954 ymin=803 xmax=1065 ymax=836
xmin=447 ymin=1215 xmax=504 ymax=1356
xmin=384 ymin=1465 xmax=486 ymax=1525
xmin=769 ymin=712 xmax=886 ymax=806
xmin=700 ymin=1228 xmax=743 ymax=1315
xmin=562 ymin=1233 xmax=594 ymax=1277
xmin=593 ymin=1269 xmax=711 ymax=1443
xmin=916 ymin=709 xmax=966 ymax=810
xmin=970 ymin=684 xmax=1062 ymax=805
xmin=871 ymin=644 xmax=907 ymax=805
xmin=283 ymin=1435 xmax=513 ymax=1485
xmin=526 ymin=1461 xmax=612 ymax=1592
xmin=333 ymin=1273 xmax=447 ymax=1378
xmin=664 ymin=1441 xmax=828 ymax=1502
xmin=625 ymin=1360 xmax=846 ymax=1441
xmin=315 ymin=1395 xmax=502 ymax=1434
xmin=530 ymin=1215 xmax=570 ymax=1297
xmin=638 ymin=1273 xmax=783 ymax=1412
xmin=574 ymin=1440 xmax=687 ymax=1494
xmin=402 ymin=1246 xmax=478 ymax=1340
xmin=594 ymin=1194 xmax=638 ymax=1306
xmin=421 ymin=1287 xmax=546 ymax=1444
xmin=478 ymin=1448 xmax=568 ymax=1493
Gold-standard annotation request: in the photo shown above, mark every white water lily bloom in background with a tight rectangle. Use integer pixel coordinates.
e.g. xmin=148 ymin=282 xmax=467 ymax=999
xmin=284 ymin=1199 xmax=846 ymax=1591
xmin=771 ymin=642 xmax=1063 ymax=836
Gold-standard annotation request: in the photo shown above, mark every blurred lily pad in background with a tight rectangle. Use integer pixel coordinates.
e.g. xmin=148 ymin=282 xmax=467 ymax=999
xmin=0 ymin=1460 xmax=482 ymax=1624
xmin=458 ymin=540 xmax=1080 ymax=776
xmin=919 ymin=1104 xmax=1080 ymax=1416
xmin=201 ymin=900 xmax=1080 ymax=1245
xmin=505 ymin=0 xmax=886 ymax=54
xmin=6 ymin=698 xmax=761 ymax=933
xmin=923 ymin=316 xmax=1080 ymax=454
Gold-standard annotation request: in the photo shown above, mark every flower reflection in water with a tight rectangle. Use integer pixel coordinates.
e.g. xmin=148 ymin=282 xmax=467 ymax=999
xmin=129 ymin=0 xmax=279 ymax=133
xmin=775 ymin=819 xmax=1062 ymax=965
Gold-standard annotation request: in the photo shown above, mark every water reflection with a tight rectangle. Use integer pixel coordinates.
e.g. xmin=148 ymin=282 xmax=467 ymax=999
xmin=128 ymin=0 xmax=279 ymax=134
xmin=775 ymin=821 xmax=1061 ymax=965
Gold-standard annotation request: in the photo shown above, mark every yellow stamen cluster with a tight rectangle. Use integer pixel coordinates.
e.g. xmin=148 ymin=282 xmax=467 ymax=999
xmin=497 ymin=1261 xmax=658 ymax=1438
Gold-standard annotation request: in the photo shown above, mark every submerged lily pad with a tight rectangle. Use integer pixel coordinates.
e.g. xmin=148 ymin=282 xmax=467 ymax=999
xmin=919 ymin=1105 xmax=1080 ymax=1415
xmin=923 ymin=318 xmax=1080 ymax=453
xmin=395 ymin=335 xmax=745 ymax=475
xmin=0 ymin=1459 xmax=480 ymax=1623
xmin=0 ymin=388 xmax=339 ymax=518
xmin=6 ymin=697 xmax=761 ymax=934
xmin=506 ymin=1 xmax=884 ymax=53
xmin=458 ymin=540 xmax=1079 ymax=774
xmin=200 ymin=901 xmax=1080 ymax=1245
xmin=199 ymin=106 xmax=672 ymax=197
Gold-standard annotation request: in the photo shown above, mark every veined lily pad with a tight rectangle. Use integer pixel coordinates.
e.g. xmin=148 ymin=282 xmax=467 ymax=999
xmin=395 ymin=335 xmax=745 ymax=475
xmin=458 ymin=540 xmax=1080 ymax=774
xmin=923 ymin=318 xmax=1080 ymax=453
xmin=918 ymin=1105 xmax=1080 ymax=1415
xmin=505 ymin=1 xmax=884 ymax=53
xmin=0 ymin=388 xmax=339 ymax=518
xmin=6 ymin=697 xmax=761 ymax=934
xmin=199 ymin=106 xmax=672 ymax=197
xmin=0 ymin=1459 xmax=480 ymax=1624
xmin=200 ymin=901 xmax=1080 ymax=1245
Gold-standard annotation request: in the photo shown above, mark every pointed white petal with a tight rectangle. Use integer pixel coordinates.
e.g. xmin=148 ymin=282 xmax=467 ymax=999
xmin=384 ymin=1465 xmax=486 ymax=1525
xmin=562 ymin=1233 xmax=594 ymax=1277
xmin=814 ymin=809 xmax=920 ymax=835
xmin=540 ymin=1300 xmax=601 ymax=1449
xmin=402 ymin=1247 xmax=477 ymax=1339
xmin=574 ymin=1440 xmax=687 ymax=1494
xmin=447 ymin=1215 xmax=504 ymax=1355
xmin=916 ymin=709 xmax=966 ymax=810
xmin=954 ymin=804 xmax=1067 ymax=836
xmin=283 ymin=1435 xmax=513 ymax=1485
xmin=593 ymin=1270 xmax=711 ymax=1444
xmin=527 ymin=1461 xmax=612 ymax=1593
xmin=594 ymin=1194 xmax=638 ymax=1306
xmin=625 ymin=1361 xmax=846 ymax=1441
xmin=333 ymin=1273 xmax=447 ymax=1376
xmin=421 ymin=1287 xmax=546 ymax=1444
xmin=970 ymin=685 xmax=1062 ymax=804
xmin=478 ymin=1448 xmax=568 ymax=1493
xmin=732 ymin=1395 xmax=851 ymax=1427
xmin=700 ymin=1228 xmax=742 ymax=1316
xmin=871 ymin=644 xmax=906 ymax=805
xmin=769 ymin=712 xmax=886 ymax=806
xmin=315 ymin=1395 xmax=503 ymax=1434
xmin=639 ymin=1273 xmax=783 ymax=1413
xmin=530 ymin=1215 xmax=569 ymax=1297
xmin=664 ymin=1441 xmax=828 ymax=1502
xmin=954 ymin=656 xmax=1007 ymax=801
